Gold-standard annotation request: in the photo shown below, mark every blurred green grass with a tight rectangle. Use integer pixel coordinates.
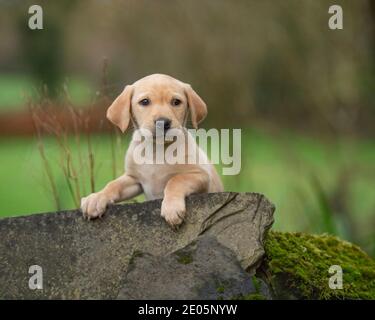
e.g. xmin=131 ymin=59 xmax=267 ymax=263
xmin=0 ymin=129 xmax=374 ymax=254
xmin=0 ymin=75 xmax=93 ymax=110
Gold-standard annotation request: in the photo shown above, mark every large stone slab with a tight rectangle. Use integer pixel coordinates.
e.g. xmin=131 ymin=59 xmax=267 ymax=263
xmin=0 ymin=192 xmax=274 ymax=299
xmin=117 ymin=235 xmax=272 ymax=300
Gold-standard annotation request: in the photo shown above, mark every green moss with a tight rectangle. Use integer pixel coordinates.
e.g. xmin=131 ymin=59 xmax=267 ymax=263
xmin=128 ymin=250 xmax=144 ymax=266
xmin=175 ymin=251 xmax=193 ymax=265
xmin=216 ymin=284 xmax=226 ymax=294
xmin=264 ymin=231 xmax=375 ymax=299
xmin=235 ymin=293 xmax=267 ymax=300
xmin=251 ymin=275 xmax=261 ymax=293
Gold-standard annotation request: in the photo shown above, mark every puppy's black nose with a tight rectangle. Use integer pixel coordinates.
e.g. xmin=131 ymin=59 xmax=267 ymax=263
xmin=155 ymin=117 xmax=171 ymax=131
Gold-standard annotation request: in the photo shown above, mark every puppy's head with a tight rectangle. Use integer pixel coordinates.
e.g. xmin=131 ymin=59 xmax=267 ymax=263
xmin=106 ymin=74 xmax=207 ymax=136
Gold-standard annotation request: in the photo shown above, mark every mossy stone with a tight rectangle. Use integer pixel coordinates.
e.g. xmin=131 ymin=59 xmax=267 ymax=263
xmin=262 ymin=231 xmax=375 ymax=299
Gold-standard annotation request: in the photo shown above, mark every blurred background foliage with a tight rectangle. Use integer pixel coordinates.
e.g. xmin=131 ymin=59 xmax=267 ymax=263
xmin=0 ymin=0 xmax=374 ymax=255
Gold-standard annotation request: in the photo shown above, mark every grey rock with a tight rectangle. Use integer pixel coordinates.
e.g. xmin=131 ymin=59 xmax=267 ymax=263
xmin=0 ymin=192 xmax=274 ymax=299
xmin=117 ymin=235 xmax=272 ymax=300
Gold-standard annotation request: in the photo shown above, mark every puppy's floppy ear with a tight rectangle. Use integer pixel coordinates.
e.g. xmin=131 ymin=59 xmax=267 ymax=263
xmin=106 ymin=85 xmax=133 ymax=133
xmin=184 ymin=84 xmax=207 ymax=129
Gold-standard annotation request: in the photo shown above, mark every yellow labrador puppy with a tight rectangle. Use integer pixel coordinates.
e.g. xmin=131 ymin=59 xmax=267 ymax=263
xmin=80 ymin=74 xmax=223 ymax=227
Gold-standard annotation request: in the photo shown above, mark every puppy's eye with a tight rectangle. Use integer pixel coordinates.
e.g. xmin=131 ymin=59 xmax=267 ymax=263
xmin=171 ymin=98 xmax=182 ymax=106
xmin=139 ymin=98 xmax=150 ymax=106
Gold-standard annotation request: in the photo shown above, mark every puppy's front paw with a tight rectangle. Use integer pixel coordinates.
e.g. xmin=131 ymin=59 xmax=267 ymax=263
xmin=161 ymin=197 xmax=186 ymax=228
xmin=80 ymin=192 xmax=113 ymax=220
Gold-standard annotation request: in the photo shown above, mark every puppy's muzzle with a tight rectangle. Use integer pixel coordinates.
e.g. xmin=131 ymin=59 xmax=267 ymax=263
xmin=155 ymin=117 xmax=171 ymax=133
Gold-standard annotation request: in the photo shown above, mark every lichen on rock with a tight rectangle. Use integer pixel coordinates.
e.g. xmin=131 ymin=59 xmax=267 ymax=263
xmin=262 ymin=231 xmax=375 ymax=299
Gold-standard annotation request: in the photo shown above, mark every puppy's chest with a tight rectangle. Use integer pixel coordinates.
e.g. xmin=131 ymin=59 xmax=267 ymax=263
xmin=135 ymin=165 xmax=171 ymax=200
